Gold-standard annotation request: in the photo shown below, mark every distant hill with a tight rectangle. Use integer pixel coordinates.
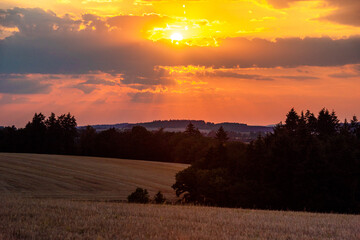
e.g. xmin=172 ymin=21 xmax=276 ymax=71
xmin=80 ymin=120 xmax=274 ymax=134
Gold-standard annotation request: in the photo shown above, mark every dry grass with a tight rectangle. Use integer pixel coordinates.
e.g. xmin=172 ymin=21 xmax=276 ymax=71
xmin=0 ymin=153 xmax=188 ymax=201
xmin=0 ymin=196 xmax=359 ymax=240
xmin=1 ymin=153 xmax=359 ymax=239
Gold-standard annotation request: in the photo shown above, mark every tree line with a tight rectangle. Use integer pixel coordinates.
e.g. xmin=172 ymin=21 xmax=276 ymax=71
xmin=0 ymin=113 xmax=218 ymax=164
xmin=1 ymin=109 xmax=359 ymax=213
xmin=172 ymin=108 xmax=360 ymax=213
xmin=0 ymin=113 xmax=77 ymax=154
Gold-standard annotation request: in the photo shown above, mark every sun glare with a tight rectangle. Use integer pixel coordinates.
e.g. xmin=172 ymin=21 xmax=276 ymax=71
xmin=170 ymin=32 xmax=183 ymax=43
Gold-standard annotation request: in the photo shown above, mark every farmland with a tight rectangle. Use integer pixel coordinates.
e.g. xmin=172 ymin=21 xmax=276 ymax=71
xmin=0 ymin=153 xmax=359 ymax=240
xmin=0 ymin=153 xmax=188 ymax=201
xmin=0 ymin=196 xmax=359 ymax=240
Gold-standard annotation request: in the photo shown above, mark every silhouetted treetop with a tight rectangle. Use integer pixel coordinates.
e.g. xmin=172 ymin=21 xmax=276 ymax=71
xmin=317 ymin=108 xmax=339 ymax=137
xmin=215 ymin=126 xmax=229 ymax=143
xmin=185 ymin=122 xmax=201 ymax=137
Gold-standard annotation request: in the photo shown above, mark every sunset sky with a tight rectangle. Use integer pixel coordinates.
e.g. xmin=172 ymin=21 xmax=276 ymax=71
xmin=0 ymin=0 xmax=360 ymax=127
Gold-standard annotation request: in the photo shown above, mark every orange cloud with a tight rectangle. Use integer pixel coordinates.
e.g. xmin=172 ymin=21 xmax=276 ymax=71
xmin=1 ymin=2 xmax=360 ymax=126
xmin=1 ymin=65 xmax=360 ymax=127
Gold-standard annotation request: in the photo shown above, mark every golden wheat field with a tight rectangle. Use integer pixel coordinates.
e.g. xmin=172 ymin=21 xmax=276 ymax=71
xmin=0 ymin=153 xmax=188 ymax=200
xmin=1 ymin=153 xmax=359 ymax=240
xmin=0 ymin=196 xmax=359 ymax=240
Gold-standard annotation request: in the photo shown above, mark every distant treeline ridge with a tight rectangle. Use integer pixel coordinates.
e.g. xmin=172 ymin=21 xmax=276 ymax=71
xmin=0 ymin=113 xmax=220 ymax=163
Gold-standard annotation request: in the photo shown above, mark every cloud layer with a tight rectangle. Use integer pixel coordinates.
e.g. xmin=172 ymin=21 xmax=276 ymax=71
xmin=266 ymin=0 xmax=360 ymax=26
xmin=0 ymin=74 xmax=51 ymax=94
xmin=1 ymin=7 xmax=360 ymax=89
xmin=0 ymin=5 xmax=360 ymax=127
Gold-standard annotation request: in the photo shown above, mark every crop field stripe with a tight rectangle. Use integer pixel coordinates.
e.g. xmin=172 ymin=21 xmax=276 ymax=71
xmin=0 ymin=153 xmax=188 ymax=200
xmin=0 ymin=197 xmax=359 ymax=240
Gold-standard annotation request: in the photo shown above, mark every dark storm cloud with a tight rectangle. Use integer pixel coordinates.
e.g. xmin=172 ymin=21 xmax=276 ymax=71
xmin=0 ymin=7 xmax=360 ymax=88
xmin=0 ymin=7 xmax=170 ymax=85
xmin=191 ymin=37 xmax=360 ymax=69
xmin=0 ymin=74 xmax=51 ymax=94
xmin=0 ymin=7 xmax=80 ymax=34
xmin=266 ymin=0 xmax=360 ymax=26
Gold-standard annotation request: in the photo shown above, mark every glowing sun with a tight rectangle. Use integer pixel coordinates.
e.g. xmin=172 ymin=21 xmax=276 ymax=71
xmin=171 ymin=32 xmax=183 ymax=43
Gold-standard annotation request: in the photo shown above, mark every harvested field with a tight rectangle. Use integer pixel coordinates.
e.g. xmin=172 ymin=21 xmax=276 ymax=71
xmin=0 ymin=153 xmax=188 ymax=201
xmin=0 ymin=196 xmax=359 ymax=240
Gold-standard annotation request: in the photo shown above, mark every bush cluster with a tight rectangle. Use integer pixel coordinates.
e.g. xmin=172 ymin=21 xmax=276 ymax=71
xmin=127 ymin=188 xmax=166 ymax=204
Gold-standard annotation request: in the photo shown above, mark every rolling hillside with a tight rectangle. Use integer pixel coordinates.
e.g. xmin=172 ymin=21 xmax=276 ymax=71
xmin=0 ymin=153 xmax=188 ymax=201
xmin=0 ymin=153 xmax=359 ymax=240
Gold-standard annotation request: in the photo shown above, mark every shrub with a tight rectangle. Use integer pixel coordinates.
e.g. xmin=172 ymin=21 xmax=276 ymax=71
xmin=127 ymin=188 xmax=150 ymax=203
xmin=153 ymin=191 xmax=166 ymax=204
